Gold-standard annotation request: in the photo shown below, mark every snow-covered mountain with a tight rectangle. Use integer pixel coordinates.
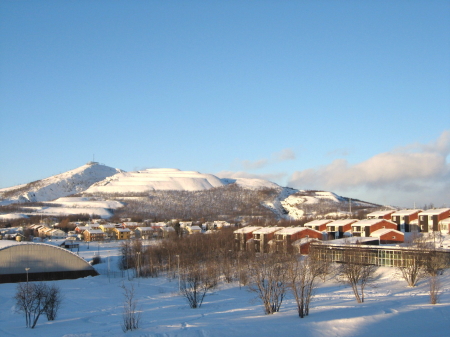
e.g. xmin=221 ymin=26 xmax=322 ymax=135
xmin=0 ymin=163 xmax=381 ymax=220
xmin=0 ymin=162 xmax=122 ymax=205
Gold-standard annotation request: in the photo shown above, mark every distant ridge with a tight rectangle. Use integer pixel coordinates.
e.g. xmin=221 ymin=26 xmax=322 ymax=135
xmin=0 ymin=163 xmax=122 ymax=205
xmin=0 ymin=163 xmax=382 ymax=219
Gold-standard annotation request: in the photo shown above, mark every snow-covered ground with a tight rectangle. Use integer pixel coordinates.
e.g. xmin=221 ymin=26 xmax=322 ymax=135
xmin=1 ymin=241 xmax=449 ymax=337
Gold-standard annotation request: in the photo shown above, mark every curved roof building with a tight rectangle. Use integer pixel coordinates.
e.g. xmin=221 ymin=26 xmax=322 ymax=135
xmin=0 ymin=240 xmax=98 ymax=283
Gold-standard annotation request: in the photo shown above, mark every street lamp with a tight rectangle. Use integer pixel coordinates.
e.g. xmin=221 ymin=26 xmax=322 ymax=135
xmin=176 ymin=254 xmax=180 ymax=293
xmin=136 ymin=252 xmax=141 ymax=278
xmin=25 ymin=267 xmax=30 ymax=286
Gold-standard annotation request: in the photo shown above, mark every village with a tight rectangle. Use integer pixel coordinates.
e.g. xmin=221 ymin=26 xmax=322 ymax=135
xmin=1 ymin=207 xmax=450 ymax=258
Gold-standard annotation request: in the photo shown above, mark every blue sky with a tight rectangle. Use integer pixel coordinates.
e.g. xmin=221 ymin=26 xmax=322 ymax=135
xmin=1 ymin=1 xmax=449 ymax=208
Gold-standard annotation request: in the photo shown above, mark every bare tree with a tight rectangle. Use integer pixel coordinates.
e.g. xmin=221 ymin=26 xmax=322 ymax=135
xmin=44 ymin=284 xmax=63 ymax=321
xmin=248 ymin=254 xmax=289 ymax=315
xmin=424 ymin=249 xmax=448 ymax=304
xmin=15 ymin=282 xmax=62 ymax=328
xmin=397 ymin=249 xmax=426 ymax=287
xmin=121 ymin=282 xmax=141 ymax=332
xmin=288 ymin=254 xmax=322 ymax=318
xmin=337 ymin=246 xmax=378 ymax=303
xmin=180 ymin=262 xmax=218 ymax=308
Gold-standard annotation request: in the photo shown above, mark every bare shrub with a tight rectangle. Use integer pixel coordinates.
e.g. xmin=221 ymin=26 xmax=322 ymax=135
xmin=336 ymin=245 xmax=378 ymax=303
xmin=424 ymin=249 xmax=448 ymax=304
xmin=429 ymin=275 xmax=441 ymax=305
xmin=288 ymin=254 xmax=323 ymax=318
xmin=180 ymin=262 xmax=218 ymax=308
xmin=248 ymin=254 xmax=289 ymax=314
xmin=121 ymin=283 xmax=141 ymax=332
xmin=397 ymin=249 xmax=426 ymax=287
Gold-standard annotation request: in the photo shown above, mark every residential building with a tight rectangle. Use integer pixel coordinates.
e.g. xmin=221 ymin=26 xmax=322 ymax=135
xmin=47 ymin=229 xmax=67 ymax=240
xmin=234 ymin=226 xmax=261 ymax=251
xmin=272 ymin=227 xmax=322 ymax=254
xmin=186 ymin=225 xmax=202 ymax=234
xmin=440 ymin=218 xmax=450 ymax=235
xmin=370 ymin=228 xmax=404 ymax=244
xmin=99 ymin=224 xmax=116 ymax=239
xmin=303 ymin=219 xmax=333 ymax=232
xmin=135 ymin=227 xmax=154 ymax=240
xmin=122 ymin=222 xmax=140 ymax=231
xmin=351 ymin=219 xmax=397 ymax=237
xmin=326 ymin=219 xmax=358 ymax=239
xmin=83 ymin=229 xmax=105 ymax=242
xmin=252 ymin=227 xmax=283 ymax=253
xmin=113 ymin=228 xmax=131 ymax=240
xmin=391 ymin=209 xmax=422 ymax=232
xmin=418 ymin=208 xmax=450 ymax=232
xmin=161 ymin=226 xmax=176 ymax=239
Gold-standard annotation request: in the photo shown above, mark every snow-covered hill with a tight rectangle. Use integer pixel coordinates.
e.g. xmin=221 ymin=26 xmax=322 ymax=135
xmin=84 ymin=168 xmax=226 ymax=194
xmin=0 ymin=163 xmax=122 ymax=205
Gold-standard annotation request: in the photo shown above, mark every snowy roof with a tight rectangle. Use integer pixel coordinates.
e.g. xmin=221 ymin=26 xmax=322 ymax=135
xmin=115 ymin=228 xmax=131 ymax=232
xmin=391 ymin=209 xmax=422 ymax=216
xmin=253 ymin=227 xmax=284 ymax=234
xmin=0 ymin=240 xmax=21 ymax=249
xmin=151 ymin=222 xmax=167 ymax=227
xmin=188 ymin=225 xmax=202 ymax=230
xmin=367 ymin=210 xmax=396 ymax=217
xmin=419 ymin=208 xmax=450 ymax=215
xmin=136 ymin=227 xmax=154 ymax=232
xmin=370 ymin=228 xmax=404 ymax=237
xmin=327 ymin=219 xmax=359 ymax=226
xmin=304 ymin=219 xmax=333 ymax=226
xmin=352 ymin=219 xmax=396 ymax=227
xmin=274 ymin=227 xmax=308 ymax=235
xmin=440 ymin=218 xmax=450 ymax=224
xmin=85 ymin=229 xmax=104 ymax=234
xmin=234 ymin=226 xmax=262 ymax=234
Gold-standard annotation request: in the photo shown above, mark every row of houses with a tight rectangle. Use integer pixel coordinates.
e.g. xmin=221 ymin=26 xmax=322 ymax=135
xmin=29 ymin=224 xmax=67 ymax=240
xmin=366 ymin=208 xmax=450 ymax=233
xmin=234 ymin=208 xmax=450 ymax=254
xmin=75 ymin=221 xmax=205 ymax=241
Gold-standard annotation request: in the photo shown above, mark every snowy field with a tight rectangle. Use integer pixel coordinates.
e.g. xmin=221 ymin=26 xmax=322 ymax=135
xmin=1 ymin=241 xmax=449 ymax=337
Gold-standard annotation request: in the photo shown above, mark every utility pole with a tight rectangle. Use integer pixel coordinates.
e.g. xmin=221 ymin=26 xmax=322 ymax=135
xmin=176 ymin=254 xmax=180 ymax=293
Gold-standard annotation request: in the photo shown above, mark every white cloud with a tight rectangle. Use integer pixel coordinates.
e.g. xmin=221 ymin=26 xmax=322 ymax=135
xmin=216 ymin=170 xmax=288 ymax=183
xmin=288 ymin=130 xmax=450 ymax=207
xmin=236 ymin=148 xmax=296 ymax=170
xmin=241 ymin=159 xmax=269 ymax=170
xmin=273 ymin=148 xmax=296 ymax=161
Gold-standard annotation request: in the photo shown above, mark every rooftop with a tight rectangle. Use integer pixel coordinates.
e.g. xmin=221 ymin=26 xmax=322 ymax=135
xmin=419 ymin=208 xmax=450 ymax=215
xmin=391 ymin=209 xmax=422 ymax=216
xmin=234 ymin=226 xmax=262 ymax=234
xmin=253 ymin=227 xmax=284 ymax=234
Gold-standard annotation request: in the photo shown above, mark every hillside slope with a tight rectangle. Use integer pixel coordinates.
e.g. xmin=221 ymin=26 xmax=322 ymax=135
xmin=0 ymin=163 xmax=122 ymax=205
xmin=84 ymin=168 xmax=226 ymax=194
